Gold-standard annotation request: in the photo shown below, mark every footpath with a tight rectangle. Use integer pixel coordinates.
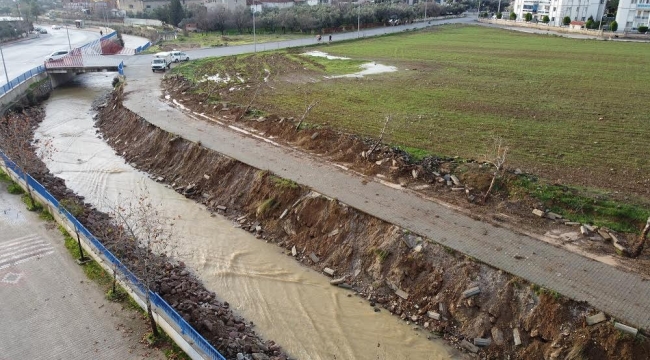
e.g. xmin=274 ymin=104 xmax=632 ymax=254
xmin=122 ymin=69 xmax=650 ymax=331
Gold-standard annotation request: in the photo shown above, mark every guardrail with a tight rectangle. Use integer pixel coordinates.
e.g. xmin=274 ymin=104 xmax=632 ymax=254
xmin=0 ymin=149 xmax=226 ymax=360
xmin=135 ymin=41 xmax=152 ymax=54
xmin=0 ymin=65 xmax=46 ymax=97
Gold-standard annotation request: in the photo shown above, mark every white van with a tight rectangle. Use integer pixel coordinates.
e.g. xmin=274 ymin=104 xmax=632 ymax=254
xmin=152 ymin=52 xmax=172 ymax=72
xmin=170 ymin=50 xmax=190 ymax=63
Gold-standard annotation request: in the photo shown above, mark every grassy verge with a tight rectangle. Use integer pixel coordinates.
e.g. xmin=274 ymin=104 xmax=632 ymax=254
xmin=150 ymin=31 xmax=306 ymax=51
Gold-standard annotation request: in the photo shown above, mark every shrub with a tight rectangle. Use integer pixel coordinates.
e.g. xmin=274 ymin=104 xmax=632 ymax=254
xmin=496 ymin=12 xmax=502 ymax=19
xmin=510 ymin=12 xmax=517 ymax=20
xmin=480 ymin=11 xmax=489 ymax=18
xmin=610 ymin=20 xmax=618 ymax=31
xmin=586 ymin=19 xmax=594 ymax=29
xmin=563 ymin=16 xmax=571 ymax=26
xmin=525 ymin=12 xmax=533 ymax=22
xmin=542 ymin=15 xmax=550 ymax=23
xmin=638 ymin=25 xmax=648 ymax=33
xmin=7 ymin=182 xmax=24 ymax=194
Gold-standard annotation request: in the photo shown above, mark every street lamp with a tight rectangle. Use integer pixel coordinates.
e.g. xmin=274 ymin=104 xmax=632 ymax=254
xmin=65 ymin=23 xmax=72 ymax=50
xmin=253 ymin=4 xmax=256 ymax=53
xmin=357 ymin=2 xmax=361 ymax=39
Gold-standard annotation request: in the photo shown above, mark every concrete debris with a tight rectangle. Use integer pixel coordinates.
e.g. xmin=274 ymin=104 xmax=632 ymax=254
xmin=598 ymin=230 xmax=612 ymax=241
xmin=559 ymin=232 xmax=580 ymax=242
xmin=613 ymin=241 xmax=626 ymax=253
xmin=513 ymin=328 xmax=522 ymax=346
xmin=203 ymin=174 xmax=210 ymax=180
xmin=451 ymin=187 xmax=465 ymax=191
xmin=446 ymin=180 xmax=453 ymax=186
xmin=439 ymin=303 xmax=447 ymax=315
xmin=473 ymin=338 xmax=491 ymax=346
xmin=338 ymin=283 xmax=353 ymax=290
xmin=546 ymin=212 xmax=562 ymax=220
xmin=450 ymin=175 xmax=461 ymax=186
xmin=532 ymin=209 xmax=545 ymax=217
xmin=586 ymin=312 xmax=607 ymax=326
xmin=584 ymin=224 xmax=597 ymax=232
xmin=411 ymin=315 xmax=419 ymax=322
xmin=279 ymin=209 xmax=289 ymax=219
xmin=580 ymin=226 xmax=590 ymax=236
xmin=395 ymin=289 xmax=409 ymax=300
xmin=329 ymin=276 xmax=347 ymax=285
xmin=411 ymin=184 xmax=430 ymax=191
xmin=412 ymin=169 xmax=418 ymax=179
xmin=255 ymin=225 xmax=262 ymax=232
xmin=614 ymin=322 xmax=638 ymax=336
xmin=414 ymin=244 xmax=423 ymax=253
xmin=427 ymin=311 xmax=441 ymax=320
xmin=491 ymin=327 xmax=504 ymax=345
xmin=156 ymin=176 xmax=164 ymax=182
xmin=328 ymin=228 xmax=340 ymax=237
xmin=564 ymin=222 xmax=581 ymax=226
xmin=460 ymin=339 xmax=479 ymax=353
xmin=216 ymin=205 xmax=227 ymax=211
xmin=310 ymin=132 xmax=319 ymax=140
xmin=514 ymin=168 xmax=523 ymax=175
xmin=291 ymin=246 xmax=297 ymax=257
xmin=309 ymin=252 xmax=320 ymax=263
xmin=462 ymin=286 xmax=480 ymax=298
xmin=323 ymin=267 xmax=335 ymax=276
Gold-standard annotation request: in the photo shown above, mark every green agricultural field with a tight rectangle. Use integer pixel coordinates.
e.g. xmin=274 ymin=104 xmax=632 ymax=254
xmin=172 ymin=25 xmax=650 ymax=202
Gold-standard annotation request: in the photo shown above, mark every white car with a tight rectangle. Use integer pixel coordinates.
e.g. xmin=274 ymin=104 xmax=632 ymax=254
xmin=170 ymin=50 xmax=190 ymax=62
xmin=51 ymin=24 xmax=61 ymax=30
xmin=45 ymin=50 xmax=69 ymax=62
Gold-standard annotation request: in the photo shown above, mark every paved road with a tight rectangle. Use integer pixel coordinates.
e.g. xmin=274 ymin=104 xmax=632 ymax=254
xmin=0 ymin=182 xmax=164 ymax=359
xmin=1 ymin=26 xmax=101 ymax=82
xmin=119 ymin=17 xmax=650 ymax=331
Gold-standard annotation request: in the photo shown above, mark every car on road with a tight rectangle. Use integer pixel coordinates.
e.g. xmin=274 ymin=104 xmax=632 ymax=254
xmin=51 ymin=24 xmax=61 ymax=30
xmin=170 ymin=50 xmax=190 ymax=62
xmin=151 ymin=58 xmax=170 ymax=72
xmin=45 ymin=50 xmax=69 ymax=62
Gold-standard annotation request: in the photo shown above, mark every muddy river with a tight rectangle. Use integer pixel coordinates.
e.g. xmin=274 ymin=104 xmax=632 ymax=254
xmin=35 ymin=73 xmax=459 ymax=360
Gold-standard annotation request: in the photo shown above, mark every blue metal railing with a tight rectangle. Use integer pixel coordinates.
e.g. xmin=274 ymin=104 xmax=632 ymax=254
xmin=135 ymin=41 xmax=151 ymax=54
xmin=0 ymin=149 xmax=226 ymax=360
xmin=0 ymin=65 xmax=46 ymax=97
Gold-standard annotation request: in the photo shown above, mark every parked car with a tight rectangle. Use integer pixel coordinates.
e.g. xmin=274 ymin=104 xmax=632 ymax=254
xmin=45 ymin=50 xmax=69 ymax=62
xmin=170 ymin=50 xmax=190 ymax=62
xmin=39 ymin=28 xmax=48 ymax=34
xmin=51 ymin=24 xmax=61 ymax=30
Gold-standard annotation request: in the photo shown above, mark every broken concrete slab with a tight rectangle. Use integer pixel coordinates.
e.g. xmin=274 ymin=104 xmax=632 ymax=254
xmin=491 ymin=327 xmax=504 ymax=346
xmin=451 ymin=187 xmax=465 ymax=191
xmin=473 ymin=338 xmax=491 ymax=346
xmin=532 ymin=209 xmax=545 ymax=217
xmin=564 ymin=221 xmax=581 ymax=226
xmin=427 ymin=311 xmax=441 ymax=320
xmin=309 ymin=252 xmax=320 ymax=263
xmin=598 ymin=230 xmax=612 ymax=241
xmin=513 ymin=328 xmax=522 ymax=346
xmin=450 ymin=174 xmax=461 ymax=186
xmin=291 ymin=246 xmax=297 ymax=257
xmin=395 ymin=289 xmax=409 ymax=300
xmin=329 ymin=276 xmax=347 ymax=285
xmin=580 ymin=225 xmax=590 ymax=236
xmin=460 ymin=340 xmax=479 ymax=353
xmin=614 ymin=241 xmax=626 ymax=253
xmin=411 ymin=184 xmax=430 ymax=191
xmin=614 ymin=322 xmax=638 ymax=336
xmin=279 ymin=209 xmax=289 ymax=219
xmin=216 ymin=205 xmax=227 ymax=211
xmin=323 ymin=267 xmax=335 ymax=276
xmin=586 ymin=312 xmax=607 ymax=326
xmin=462 ymin=286 xmax=481 ymax=298
xmin=584 ymin=224 xmax=597 ymax=232
xmin=546 ymin=212 xmax=563 ymax=220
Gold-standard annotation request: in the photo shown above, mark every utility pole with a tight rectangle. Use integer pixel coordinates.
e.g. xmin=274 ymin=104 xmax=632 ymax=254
xmin=0 ymin=46 xmax=9 ymax=85
xmin=357 ymin=2 xmax=360 ymax=38
xmin=253 ymin=4 xmax=256 ymax=53
xmin=497 ymin=0 xmax=502 ymax=16
xmin=425 ymin=0 xmax=427 ymax=19
xmin=66 ymin=23 xmax=72 ymax=50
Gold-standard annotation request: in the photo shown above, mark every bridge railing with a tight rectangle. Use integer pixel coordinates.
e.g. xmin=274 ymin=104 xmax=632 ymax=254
xmin=0 ymin=65 xmax=46 ymax=97
xmin=0 ymin=149 xmax=226 ymax=360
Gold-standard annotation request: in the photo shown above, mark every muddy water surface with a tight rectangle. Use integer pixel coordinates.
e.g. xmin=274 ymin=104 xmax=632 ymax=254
xmin=35 ymin=73 xmax=460 ymax=360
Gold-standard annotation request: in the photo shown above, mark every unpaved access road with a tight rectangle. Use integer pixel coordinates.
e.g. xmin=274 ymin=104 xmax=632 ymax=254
xmin=121 ymin=66 xmax=650 ymax=332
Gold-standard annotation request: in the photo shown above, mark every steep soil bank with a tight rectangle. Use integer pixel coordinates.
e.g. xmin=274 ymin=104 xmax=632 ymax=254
xmin=0 ymin=107 xmax=288 ymax=360
xmin=97 ymin=87 xmax=650 ymax=359
xmin=159 ymin=74 xmax=650 ymax=276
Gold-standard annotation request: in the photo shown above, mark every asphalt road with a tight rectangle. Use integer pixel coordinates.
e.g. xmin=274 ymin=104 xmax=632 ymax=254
xmin=0 ymin=26 xmax=100 ymax=82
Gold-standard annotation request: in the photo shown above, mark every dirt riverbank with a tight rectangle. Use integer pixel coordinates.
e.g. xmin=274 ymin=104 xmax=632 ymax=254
xmin=93 ymin=85 xmax=650 ymax=359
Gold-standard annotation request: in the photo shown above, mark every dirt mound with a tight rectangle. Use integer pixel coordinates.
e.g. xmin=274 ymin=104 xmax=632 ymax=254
xmin=94 ymin=87 xmax=650 ymax=359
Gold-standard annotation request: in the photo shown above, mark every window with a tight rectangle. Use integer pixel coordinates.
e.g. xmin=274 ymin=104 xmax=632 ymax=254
xmin=146 ymin=4 xmax=151 ymax=8
xmin=129 ymin=4 xmax=133 ymax=8
xmin=552 ymin=16 xmax=555 ymax=21
xmin=582 ymin=16 xmax=585 ymax=20
xmin=553 ymin=6 xmax=556 ymax=11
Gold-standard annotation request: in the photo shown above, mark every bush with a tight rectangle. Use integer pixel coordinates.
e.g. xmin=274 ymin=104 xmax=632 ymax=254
xmin=638 ymin=25 xmax=648 ymax=33
xmin=542 ymin=15 xmax=550 ymax=23
xmin=480 ymin=11 xmax=489 ymax=18
xmin=496 ymin=12 xmax=502 ymax=19
xmin=610 ymin=20 xmax=618 ymax=32
xmin=563 ymin=16 xmax=571 ymax=26
xmin=7 ymin=182 xmax=24 ymax=194
xmin=586 ymin=19 xmax=594 ymax=28
xmin=525 ymin=13 xmax=533 ymax=22
xmin=510 ymin=12 xmax=517 ymax=20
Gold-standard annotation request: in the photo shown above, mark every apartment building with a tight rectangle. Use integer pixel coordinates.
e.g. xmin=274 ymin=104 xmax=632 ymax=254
xmin=615 ymin=0 xmax=650 ymax=31
xmin=512 ymin=0 xmax=606 ymax=26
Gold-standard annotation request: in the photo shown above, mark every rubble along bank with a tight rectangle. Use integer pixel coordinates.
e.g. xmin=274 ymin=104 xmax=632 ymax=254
xmin=0 ymin=107 xmax=288 ymax=360
xmin=96 ymin=86 xmax=650 ymax=359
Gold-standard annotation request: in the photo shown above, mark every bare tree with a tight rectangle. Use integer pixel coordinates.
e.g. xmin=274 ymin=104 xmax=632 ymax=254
xmin=366 ymin=115 xmax=391 ymax=159
xmin=110 ymin=190 xmax=176 ymax=338
xmin=481 ymin=136 xmax=508 ymax=204
xmin=295 ymin=100 xmax=318 ymax=132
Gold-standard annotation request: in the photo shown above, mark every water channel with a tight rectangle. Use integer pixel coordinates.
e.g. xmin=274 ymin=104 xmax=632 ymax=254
xmin=35 ymin=73 xmax=460 ymax=360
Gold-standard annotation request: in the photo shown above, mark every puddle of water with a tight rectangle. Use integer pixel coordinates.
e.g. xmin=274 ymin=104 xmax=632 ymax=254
xmin=35 ymin=73 xmax=459 ymax=360
xmin=303 ymin=50 xmax=351 ymax=60
xmin=303 ymin=51 xmax=398 ymax=78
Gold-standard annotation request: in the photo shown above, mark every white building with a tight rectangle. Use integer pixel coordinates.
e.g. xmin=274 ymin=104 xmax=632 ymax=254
xmin=615 ymin=0 xmax=650 ymax=31
xmin=512 ymin=0 xmax=606 ymax=27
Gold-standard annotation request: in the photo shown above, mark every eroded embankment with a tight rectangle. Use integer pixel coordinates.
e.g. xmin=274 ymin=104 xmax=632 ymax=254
xmin=95 ymin=86 xmax=650 ymax=359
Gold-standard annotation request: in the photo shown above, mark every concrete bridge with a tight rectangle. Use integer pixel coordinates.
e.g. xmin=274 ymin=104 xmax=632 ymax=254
xmin=44 ymin=52 xmax=123 ymax=75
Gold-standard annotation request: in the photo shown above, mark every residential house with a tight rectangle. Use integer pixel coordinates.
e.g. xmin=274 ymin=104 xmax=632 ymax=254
xmin=512 ymin=0 xmax=606 ymax=26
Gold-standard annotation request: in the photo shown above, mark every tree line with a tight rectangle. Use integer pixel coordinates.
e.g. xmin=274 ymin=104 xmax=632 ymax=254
xmin=135 ymin=1 xmax=467 ymax=33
